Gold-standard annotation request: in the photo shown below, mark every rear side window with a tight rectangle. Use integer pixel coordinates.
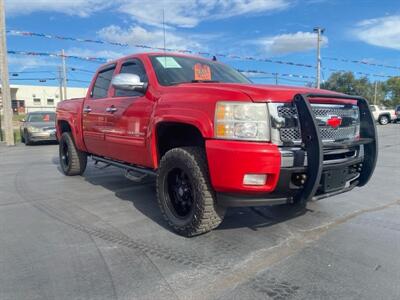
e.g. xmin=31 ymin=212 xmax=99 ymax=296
xmin=92 ymin=66 xmax=116 ymax=99
xmin=115 ymin=59 xmax=148 ymax=97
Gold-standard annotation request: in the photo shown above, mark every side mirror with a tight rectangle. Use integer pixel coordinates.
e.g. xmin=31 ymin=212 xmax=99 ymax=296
xmin=21 ymin=118 xmax=26 ymax=122
xmin=111 ymin=73 xmax=148 ymax=93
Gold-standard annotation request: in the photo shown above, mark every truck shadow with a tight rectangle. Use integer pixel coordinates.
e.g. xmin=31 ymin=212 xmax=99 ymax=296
xmin=78 ymin=163 xmax=308 ymax=234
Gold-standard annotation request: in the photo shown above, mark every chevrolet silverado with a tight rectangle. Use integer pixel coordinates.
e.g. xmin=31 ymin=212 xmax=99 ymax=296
xmin=56 ymin=53 xmax=378 ymax=236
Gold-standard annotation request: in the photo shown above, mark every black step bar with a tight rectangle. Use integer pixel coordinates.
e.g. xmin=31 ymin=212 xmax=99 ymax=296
xmin=92 ymin=155 xmax=157 ymax=176
xmin=293 ymin=93 xmax=378 ymax=204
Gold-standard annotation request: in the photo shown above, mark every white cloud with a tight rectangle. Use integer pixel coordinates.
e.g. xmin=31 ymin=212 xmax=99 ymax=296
xmin=116 ymin=0 xmax=290 ymax=28
xmin=5 ymin=0 xmax=112 ymax=17
xmin=6 ymin=0 xmax=289 ymax=24
xmin=66 ymin=48 xmax=125 ymax=62
xmin=8 ymin=56 xmax=58 ymax=72
xmin=97 ymin=25 xmax=206 ymax=51
xmin=258 ymin=31 xmax=328 ymax=55
xmin=353 ymin=15 xmax=400 ymax=50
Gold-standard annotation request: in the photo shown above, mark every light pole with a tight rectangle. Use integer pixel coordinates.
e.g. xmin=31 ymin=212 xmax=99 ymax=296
xmin=313 ymin=27 xmax=325 ymax=89
xmin=0 ymin=0 xmax=14 ymax=145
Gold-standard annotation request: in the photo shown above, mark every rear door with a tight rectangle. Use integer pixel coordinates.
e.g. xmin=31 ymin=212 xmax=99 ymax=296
xmin=102 ymin=58 xmax=155 ymax=167
xmin=82 ymin=64 xmax=117 ymax=157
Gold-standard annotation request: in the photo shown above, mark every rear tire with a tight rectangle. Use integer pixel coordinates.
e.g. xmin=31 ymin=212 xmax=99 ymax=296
xmin=59 ymin=132 xmax=87 ymax=176
xmin=378 ymin=115 xmax=389 ymax=125
xmin=157 ymin=147 xmax=225 ymax=237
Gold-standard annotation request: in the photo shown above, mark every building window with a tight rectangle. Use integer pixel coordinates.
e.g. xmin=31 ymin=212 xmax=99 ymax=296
xmin=47 ymin=98 xmax=55 ymax=106
xmin=33 ymin=98 xmax=41 ymax=106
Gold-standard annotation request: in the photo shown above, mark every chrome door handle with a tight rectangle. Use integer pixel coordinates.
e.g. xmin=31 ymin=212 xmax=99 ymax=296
xmin=106 ymin=106 xmax=118 ymax=113
xmin=83 ymin=106 xmax=91 ymax=113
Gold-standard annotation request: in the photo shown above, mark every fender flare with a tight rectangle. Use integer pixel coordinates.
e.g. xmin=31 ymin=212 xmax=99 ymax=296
xmin=149 ymin=110 xmax=213 ymax=168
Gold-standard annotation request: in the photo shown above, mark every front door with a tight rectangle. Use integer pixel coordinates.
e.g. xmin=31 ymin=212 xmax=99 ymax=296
xmin=102 ymin=58 xmax=155 ymax=167
xmin=82 ymin=64 xmax=117 ymax=157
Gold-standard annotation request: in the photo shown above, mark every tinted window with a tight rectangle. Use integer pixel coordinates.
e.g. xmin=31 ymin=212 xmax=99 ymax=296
xmin=115 ymin=59 xmax=148 ymax=97
xmin=149 ymin=55 xmax=251 ymax=86
xmin=92 ymin=66 xmax=116 ymax=99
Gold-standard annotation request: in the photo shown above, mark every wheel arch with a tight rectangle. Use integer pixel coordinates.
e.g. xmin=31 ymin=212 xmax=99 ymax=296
xmin=152 ymin=121 xmax=206 ymax=168
xmin=57 ymin=118 xmax=86 ymax=151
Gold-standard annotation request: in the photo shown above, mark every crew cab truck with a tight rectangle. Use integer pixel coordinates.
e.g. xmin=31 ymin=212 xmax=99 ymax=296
xmin=56 ymin=53 xmax=378 ymax=237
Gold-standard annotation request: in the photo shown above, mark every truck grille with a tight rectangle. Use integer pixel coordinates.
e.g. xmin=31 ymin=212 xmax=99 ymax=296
xmin=271 ymin=103 xmax=360 ymax=144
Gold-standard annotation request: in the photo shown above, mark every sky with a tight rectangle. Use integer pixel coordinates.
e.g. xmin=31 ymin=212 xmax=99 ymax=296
xmin=4 ymin=0 xmax=400 ymax=88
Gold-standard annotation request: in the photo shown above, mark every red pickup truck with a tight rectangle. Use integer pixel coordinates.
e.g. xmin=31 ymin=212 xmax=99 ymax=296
xmin=56 ymin=52 xmax=378 ymax=236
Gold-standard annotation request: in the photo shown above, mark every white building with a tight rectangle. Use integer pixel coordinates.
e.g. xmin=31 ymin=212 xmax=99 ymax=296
xmin=0 ymin=85 xmax=87 ymax=114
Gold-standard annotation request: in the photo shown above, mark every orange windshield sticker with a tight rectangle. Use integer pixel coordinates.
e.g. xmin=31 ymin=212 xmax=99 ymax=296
xmin=194 ymin=63 xmax=212 ymax=81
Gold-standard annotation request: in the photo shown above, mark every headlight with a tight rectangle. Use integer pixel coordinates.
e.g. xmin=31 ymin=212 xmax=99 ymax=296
xmin=215 ymin=102 xmax=269 ymax=141
xmin=28 ymin=126 xmax=41 ymax=133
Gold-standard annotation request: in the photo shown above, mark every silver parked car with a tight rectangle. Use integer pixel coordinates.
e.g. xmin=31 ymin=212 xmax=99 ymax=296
xmin=20 ymin=111 xmax=57 ymax=145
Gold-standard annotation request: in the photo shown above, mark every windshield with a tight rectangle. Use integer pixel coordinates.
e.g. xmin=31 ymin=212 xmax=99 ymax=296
xmin=27 ymin=112 xmax=56 ymax=122
xmin=150 ymin=55 xmax=251 ymax=86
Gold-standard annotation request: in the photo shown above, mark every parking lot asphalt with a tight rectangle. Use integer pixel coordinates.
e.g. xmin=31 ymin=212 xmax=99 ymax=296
xmin=0 ymin=124 xmax=399 ymax=300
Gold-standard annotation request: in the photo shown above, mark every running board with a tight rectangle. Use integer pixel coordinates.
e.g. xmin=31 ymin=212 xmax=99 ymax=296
xmin=91 ymin=156 xmax=157 ymax=181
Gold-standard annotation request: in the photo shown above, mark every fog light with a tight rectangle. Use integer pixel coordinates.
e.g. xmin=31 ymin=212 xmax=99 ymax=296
xmin=243 ymin=174 xmax=267 ymax=186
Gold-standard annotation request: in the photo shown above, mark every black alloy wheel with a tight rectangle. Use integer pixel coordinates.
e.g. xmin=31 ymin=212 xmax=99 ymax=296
xmin=60 ymin=138 xmax=70 ymax=170
xmin=165 ymin=168 xmax=195 ymax=220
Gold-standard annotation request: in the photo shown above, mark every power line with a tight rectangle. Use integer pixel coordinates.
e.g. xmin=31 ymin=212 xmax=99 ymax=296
xmin=8 ymin=28 xmax=400 ymax=73
xmin=69 ymin=67 xmax=95 ymax=73
xmin=324 ymin=56 xmax=400 ymax=71
xmin=67 ymin=79 xmax=91 ymax=83
xmin=8 ymin=50 xmax=106 ymax=63
xmin=9 ymin=70 xmax=56 ymax=74
xmin=10 ymin=77 xmax=57 ymax=81
xmin=238 ymin=69 xmax=316 ymax=79
xmin=6 ymin=49 xmax=396 ymax=81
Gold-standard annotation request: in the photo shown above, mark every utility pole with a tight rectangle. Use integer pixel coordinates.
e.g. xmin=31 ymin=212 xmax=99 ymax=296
xmin=0 ymin=0 xmax=14 ymax=145
xmin=274 ymin=73 xmax=278 ymax=85
xmin=58 ymin=66 xmax=64 ymax=101
xmin=373 ymin=81 xmax=378 ymax=105
xmin=61 ymin=49 xmax=67 ymax=100
xmin=313 ymin=27 xmax=325 ymax=89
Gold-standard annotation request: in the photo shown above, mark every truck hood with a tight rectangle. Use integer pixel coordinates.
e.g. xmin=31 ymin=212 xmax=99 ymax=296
xmin=175 ymin=83 xmax=345 ymax=103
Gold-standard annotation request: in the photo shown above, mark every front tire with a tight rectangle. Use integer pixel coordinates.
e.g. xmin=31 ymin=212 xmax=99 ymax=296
xmin=24 ymin=131 xmax=32 ymax=145
xmin=59 ymin=132 xmax=87 ymax=176
xmin=20 ymin=130 xmax=25 ymax=143
xmin=378 ymin=115 xmax=390 ymax=125
xmin=157 ymin=147 xmax=225 ymax=237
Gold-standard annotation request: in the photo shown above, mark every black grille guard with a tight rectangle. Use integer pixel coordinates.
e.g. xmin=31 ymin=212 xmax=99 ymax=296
xmin=293 ymin=93 xmax=378 ymax=203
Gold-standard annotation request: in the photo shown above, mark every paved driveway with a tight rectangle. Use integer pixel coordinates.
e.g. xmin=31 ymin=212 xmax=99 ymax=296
xmin=0 ymin=124 xmax=399 ymax=299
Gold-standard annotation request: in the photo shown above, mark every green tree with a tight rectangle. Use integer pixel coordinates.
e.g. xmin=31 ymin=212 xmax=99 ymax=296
xmin=383 ymin=77 xmax=400 ymax=107
xmin=321 ymin=72 xmax=385 ymax=105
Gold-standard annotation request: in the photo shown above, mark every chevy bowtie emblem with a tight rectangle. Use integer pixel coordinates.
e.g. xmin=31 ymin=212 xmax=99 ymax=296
xmin=326 ymin=116 xmax=342 ymax=129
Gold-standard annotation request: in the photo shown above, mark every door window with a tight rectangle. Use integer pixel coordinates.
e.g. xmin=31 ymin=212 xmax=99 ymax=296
xmin=115 ymin=59 xmax=148 ymax=97
xmin=92 ymin=65 xmax=116 ymax=99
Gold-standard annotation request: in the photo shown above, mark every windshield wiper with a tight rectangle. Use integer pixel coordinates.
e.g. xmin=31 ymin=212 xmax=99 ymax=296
xmin=191 ymin=80 xmax=220 ymax=83
xmin=169 ymin=80 xmax=220 ymax=86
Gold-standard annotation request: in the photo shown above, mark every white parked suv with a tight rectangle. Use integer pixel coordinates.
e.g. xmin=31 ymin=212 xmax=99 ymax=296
xmin=369 ymin=105 xmax=396 ymax=125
